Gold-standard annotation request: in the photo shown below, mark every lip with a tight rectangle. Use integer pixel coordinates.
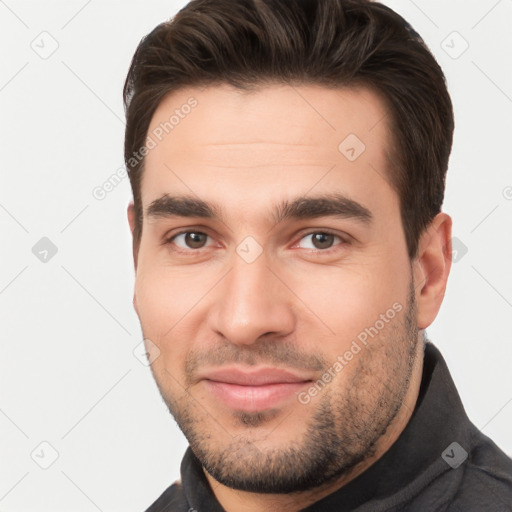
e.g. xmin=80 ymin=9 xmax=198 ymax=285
xmin=201 ymin=367 xmax=311 ymax=386
xmin=199 ymin=367 xmax=312 ymax=412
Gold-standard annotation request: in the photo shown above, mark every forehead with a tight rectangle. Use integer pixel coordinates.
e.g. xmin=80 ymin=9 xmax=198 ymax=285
xmin=146 ymin=83 xmax=390 ymax=159
xmin=141 ymin=83 xmax=396 ymax=221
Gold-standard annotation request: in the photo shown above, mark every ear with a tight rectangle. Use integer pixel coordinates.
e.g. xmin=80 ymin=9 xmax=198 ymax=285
xmin=127 ymin=201 xmax=140 ymax=315
xmin=127 ymin=201 xmax=139 ymax=271
xmin=413 ymin=212 xmax=453 ymax=329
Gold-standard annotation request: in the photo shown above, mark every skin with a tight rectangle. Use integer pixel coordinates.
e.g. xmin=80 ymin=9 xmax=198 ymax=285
xmin=128 ymin=83 xmax=452 ymax=512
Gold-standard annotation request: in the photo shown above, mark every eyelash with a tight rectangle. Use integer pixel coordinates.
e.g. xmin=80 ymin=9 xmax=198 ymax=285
xmin=163 ymin=229 xmax=349 ymax=256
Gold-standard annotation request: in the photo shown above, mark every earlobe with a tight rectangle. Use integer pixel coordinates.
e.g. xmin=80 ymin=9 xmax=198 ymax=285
xmin=413 ymin=212 xmax=453 ymax=329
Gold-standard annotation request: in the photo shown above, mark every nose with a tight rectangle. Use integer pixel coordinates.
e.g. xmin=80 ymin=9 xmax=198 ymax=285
xmin=207 ymin=249 xmax=296 ymax=346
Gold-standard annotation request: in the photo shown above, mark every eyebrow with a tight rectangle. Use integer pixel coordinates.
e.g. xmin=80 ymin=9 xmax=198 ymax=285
xmin=146 ymin=193 xmax=373 ymax=226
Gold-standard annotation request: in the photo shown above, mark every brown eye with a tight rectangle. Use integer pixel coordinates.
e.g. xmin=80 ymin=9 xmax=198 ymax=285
xmin=171 ymin=232 xmax=210 ymax=250
xmin=297 ymin=232 xmax=344 ymax=251
xmin=312 ymin=233 xmax=335 ymax=249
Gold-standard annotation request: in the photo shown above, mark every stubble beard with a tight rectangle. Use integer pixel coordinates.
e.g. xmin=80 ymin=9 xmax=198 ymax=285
xmin=153 ymin=281 xmax=420 ymax=494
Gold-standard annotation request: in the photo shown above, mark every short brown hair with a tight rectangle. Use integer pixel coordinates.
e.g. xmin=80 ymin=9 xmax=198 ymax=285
xmin=123 ymin=0 xmax=454 ymax=259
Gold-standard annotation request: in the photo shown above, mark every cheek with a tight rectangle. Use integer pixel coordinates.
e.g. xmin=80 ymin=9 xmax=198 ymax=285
xmin=134 ymin=241 xmax=201 ymax=326
xmin=134 ymin=256 xmax=215 ymax=370
xmin=135 ymin=272 xmax=188 ymax=382
xmin=134 ymin=270 xmax=170 ymax=331
xmin=286 ymin=255 xmax=408 ymax=344
xmin=134 ymin=262 xmax=190 ymax=346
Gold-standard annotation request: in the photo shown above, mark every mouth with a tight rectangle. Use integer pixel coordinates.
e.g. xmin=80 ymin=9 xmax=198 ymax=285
xmin=199 ymin=367 xmax=313 ymax=412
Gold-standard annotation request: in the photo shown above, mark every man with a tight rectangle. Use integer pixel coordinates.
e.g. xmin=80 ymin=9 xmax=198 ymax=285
xmin=124 ymin=0 xmax=512 ymax=510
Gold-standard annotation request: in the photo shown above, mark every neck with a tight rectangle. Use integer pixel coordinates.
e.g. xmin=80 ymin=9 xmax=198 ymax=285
xmin=204 ymin=340 xmax=425 ymax=512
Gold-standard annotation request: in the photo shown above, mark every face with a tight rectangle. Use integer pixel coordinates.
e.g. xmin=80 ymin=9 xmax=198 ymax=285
xmin=131 ymin=84 xmax=423 ymax=493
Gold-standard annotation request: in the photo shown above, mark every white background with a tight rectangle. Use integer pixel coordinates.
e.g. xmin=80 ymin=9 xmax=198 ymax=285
xmin=1 ymin=1 xmax=511 ymax=510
